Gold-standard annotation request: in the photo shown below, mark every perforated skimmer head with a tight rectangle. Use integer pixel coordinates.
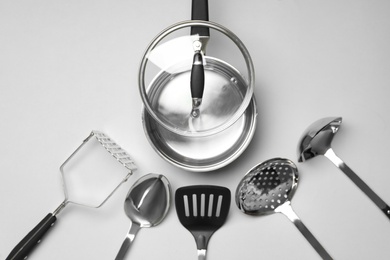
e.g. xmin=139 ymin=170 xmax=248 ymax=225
xmin=236 ymin=158 xmax=298 ymax=215
xmin=235 ymin=158 xmax=334 ymax=260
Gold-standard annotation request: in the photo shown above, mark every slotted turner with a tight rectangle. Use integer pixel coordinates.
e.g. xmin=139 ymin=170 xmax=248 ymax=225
xmin=175 ymin=185 xmax=231 ymax=260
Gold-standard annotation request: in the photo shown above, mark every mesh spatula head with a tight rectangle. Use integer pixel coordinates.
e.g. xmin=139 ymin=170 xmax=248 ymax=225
xmin=175 ymin=185 xmax=231 ymax=252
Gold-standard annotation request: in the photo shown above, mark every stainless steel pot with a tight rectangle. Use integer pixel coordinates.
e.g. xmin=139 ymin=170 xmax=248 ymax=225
xmin=139 ymin=20 xmax=257 ymax=172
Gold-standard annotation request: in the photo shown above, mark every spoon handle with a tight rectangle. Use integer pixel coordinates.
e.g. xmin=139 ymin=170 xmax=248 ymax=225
xmin=325 ymin=148 xmax=390 ymax=219
xmin=278 ymin=203 xmax=333 ymax=260
xmin=114 ymin=222 xmax=141 ymax=260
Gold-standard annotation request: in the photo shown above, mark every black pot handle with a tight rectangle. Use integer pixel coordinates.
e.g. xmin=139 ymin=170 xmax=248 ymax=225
xmin=191 ymin=0 xmax=209 ymax=37
xmin=6 ymin=213 xmax=57 ymax=260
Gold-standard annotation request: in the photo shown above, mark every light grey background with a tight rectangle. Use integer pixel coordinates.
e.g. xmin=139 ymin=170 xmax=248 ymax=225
xmin=1 ymin=0 xmax=390 ymax=259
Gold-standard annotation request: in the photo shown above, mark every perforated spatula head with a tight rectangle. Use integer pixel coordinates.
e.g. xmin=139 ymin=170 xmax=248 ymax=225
xmin=175 ymin=185 xmax=231 ymax=259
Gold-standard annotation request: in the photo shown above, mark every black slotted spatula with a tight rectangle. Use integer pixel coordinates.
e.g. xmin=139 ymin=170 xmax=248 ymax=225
xmin=175 ymin=185 xmax=231 ymax=260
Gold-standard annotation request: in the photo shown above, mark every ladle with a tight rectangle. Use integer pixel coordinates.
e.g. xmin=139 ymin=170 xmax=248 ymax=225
xmin=236 ymin=158 xmax=333 ymax=260
xmin=114 ymin=173 xmax=171 ymax=260
xmin=297 ymin=117 xmax=390 ymax=219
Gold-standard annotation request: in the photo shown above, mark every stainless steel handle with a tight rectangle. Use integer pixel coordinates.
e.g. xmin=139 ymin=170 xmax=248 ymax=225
xmin=325 ymin=148 xmax=390 ymax=219
xmin=114 ymin=222 xmax=141 ymax=260
xmin=197 ymin=249 xmax=206 ymax=260
xmin=277 ymin=203 xmax=333 ymax=260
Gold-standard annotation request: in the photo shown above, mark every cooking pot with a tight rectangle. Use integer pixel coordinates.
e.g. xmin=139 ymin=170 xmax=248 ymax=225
xmin=139 ymin=5 xmax=257 ymax=172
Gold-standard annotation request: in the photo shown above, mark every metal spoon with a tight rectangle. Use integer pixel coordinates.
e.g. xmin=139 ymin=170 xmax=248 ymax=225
xmin=236 ymin=158 xmax=333 ymax=260
xmin=297 ymin=117 xmax=390 ymax=219
xmin=115 ymin=173 xmax=171 ymax=260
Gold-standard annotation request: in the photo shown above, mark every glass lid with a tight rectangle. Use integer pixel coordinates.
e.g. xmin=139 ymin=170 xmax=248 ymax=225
xmin=139 ymin=20 xmax=255 ymax=137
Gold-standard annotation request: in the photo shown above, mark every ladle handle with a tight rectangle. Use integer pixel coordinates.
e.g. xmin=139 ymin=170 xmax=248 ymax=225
xmin=6 ymin=213 xmax=57 ymax=260
xmin=114 ymin=222 xmax=141 ymax=260
xmin=278 ymin=203 xmax=333 ymax=260
xmin=325 ymin=148 xmax=390 ymax=220
xmin=191 ymin=0 xmax=209 ymax=37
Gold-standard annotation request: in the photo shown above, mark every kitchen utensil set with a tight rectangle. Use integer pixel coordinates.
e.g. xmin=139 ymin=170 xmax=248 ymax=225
xmin=5 ymin=0 xmax=388 ymax=258
xmin=8 ymin=116 xmax=388 ymax=259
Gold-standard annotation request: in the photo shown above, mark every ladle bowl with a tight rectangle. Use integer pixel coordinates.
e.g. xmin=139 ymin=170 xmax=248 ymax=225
xmin=297 ymin=117 xmax=342 ymax=161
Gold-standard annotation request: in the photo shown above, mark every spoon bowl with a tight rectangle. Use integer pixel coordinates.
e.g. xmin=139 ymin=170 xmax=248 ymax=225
xmin=115 ymin=173 xmax=171 ymax=260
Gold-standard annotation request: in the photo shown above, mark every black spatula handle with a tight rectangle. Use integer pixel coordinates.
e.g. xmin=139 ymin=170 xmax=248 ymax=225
xmin=6 ymin=213 xmax=57 ymax=260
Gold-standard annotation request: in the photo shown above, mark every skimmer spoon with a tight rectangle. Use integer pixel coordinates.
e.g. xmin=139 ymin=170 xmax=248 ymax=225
xmin=297 ymin=117 xmax=390 ymax=219
xmin=115 ymin=173 xmax=171 ymax=260
xmin=236 ymin=158 xmax=333 ymax=260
